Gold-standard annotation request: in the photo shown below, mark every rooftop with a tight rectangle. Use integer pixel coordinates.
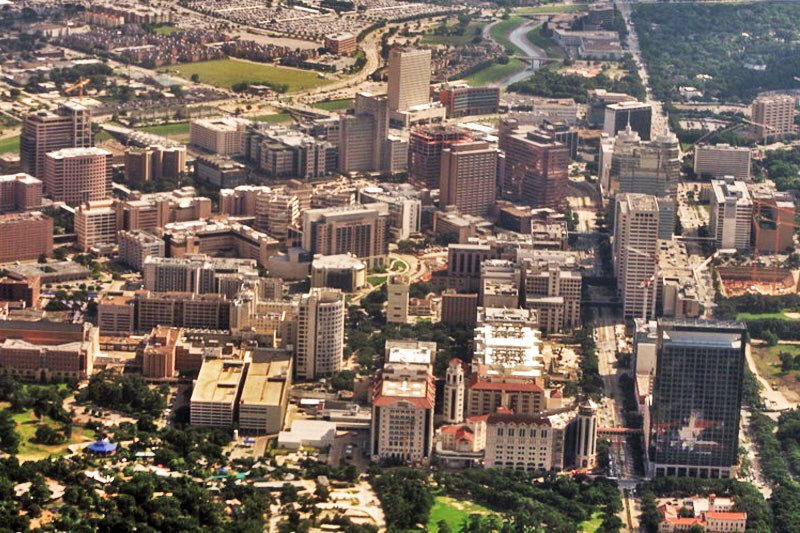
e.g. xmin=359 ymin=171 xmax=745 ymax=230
xmin=191 ymin=359 xmax=245 ymax=405
xmin=239 ymin=359 xmax=291 ymax=407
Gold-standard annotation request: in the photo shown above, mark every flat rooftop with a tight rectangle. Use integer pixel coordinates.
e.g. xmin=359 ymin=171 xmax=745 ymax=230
xmin=240 ymin=359 xmax=291 ymax=407
xmin=191 ymin=359 xmax=245 ymax=405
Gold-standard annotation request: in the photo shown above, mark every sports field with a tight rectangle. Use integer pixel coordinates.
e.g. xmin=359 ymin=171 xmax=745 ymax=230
xmin=162 ymin=59 xmax=333 ymax=92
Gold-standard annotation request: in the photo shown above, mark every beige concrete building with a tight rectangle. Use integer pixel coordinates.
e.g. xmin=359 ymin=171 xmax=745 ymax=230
xmin=310 ymin=254 xmax=366 ymax=292
xmin=387 ymin=47 xmax=432 ymax=113
xmin=693 ymin=144 xmax=751 ymax=181
xmin=190 ymin=118 xmax=248 ymax=155
xmin=295 ymin=288 xmax=345 ymax=380
xmin=300 ymin=204 xmax=390 ymax=267
xmin=255 ymin=192 xmax=300 ymax=241
xmin=386 ymin=274 xmax=410 ymax=324
xmin=239 ymin=358 xmax=292 ymax=435
xmin=371 ymin=340 xmax=436 ymax=463
xmin=614 ymin=193 xmax=660 ymax=320
xmin=521 ymin=255 xmax=582 ymax=333
xmin=0 ymin=173 xmax=43 ymax=212
xmin=440 ymin=141 xmax=498 ymax=216
xmin=118 ymin=230 xmax=165 ymax=271
xmin=190 ymin=359 xmax=245 ymax=428
xmin=75 ymin=200 xmax=118 ymax=252
xmin=484 ymin=409 xmax=569 ymax=472
xmin=20 ymin=103 xmax=92 ymax=179
xmin=751 ymin=94 xmax=796 ymax=141
xmin=43 ymin=147 xmax=111 ymax=206
xmin=0 ymin=211 xmax=53 ymax=263
xmin=710 ymin=177 xmax=752 ymax=251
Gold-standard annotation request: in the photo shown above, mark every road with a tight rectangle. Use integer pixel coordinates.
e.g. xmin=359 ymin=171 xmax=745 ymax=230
xmin=502 ymin=19 xmax=549 ymax=87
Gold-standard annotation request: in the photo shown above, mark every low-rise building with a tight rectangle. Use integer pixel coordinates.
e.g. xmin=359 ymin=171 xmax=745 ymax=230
xmin=310 ymin=254 xmax=366 ymax=292
xmin=239 ymin=357 xmax=292 ymax=435
xmin=190 ymin=359 xmax=246 ymax=428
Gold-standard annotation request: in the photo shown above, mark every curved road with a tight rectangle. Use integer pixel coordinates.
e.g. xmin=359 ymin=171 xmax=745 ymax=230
xmin=499 ymin=19 xmax=550 ymax=87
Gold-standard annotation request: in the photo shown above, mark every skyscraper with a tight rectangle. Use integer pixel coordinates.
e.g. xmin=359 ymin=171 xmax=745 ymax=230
xmin=295 ymin=288 xmax=345 ymax=380
xmin=614 ymin=193 xmax=660 ymax=320
xmin=603 ymin=101 xmax=653 ymax=140
xmin=387 ymin=47 xmax=432 ymax=113
xmin=709 ymin=177 xmax=753 ymax=251
xmin=43 ymin=147 xmax=111 ymax=206
xmin=339 ymin=92 xmax=389 ymax=173
xmin=408 ymin=124 xmax=472 ymax=189
xmin=439 ymin=141 xmax=499 ymax=216
xmin=20 ymin=103 xmax=93 ymax=179
xmin=648 ymin=319 xmax=746 ymax=479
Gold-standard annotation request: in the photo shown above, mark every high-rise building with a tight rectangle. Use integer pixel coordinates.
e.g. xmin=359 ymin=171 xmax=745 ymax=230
xmin=75 ymin=200 xmax=119 ymax=252
xmin=0 ymin=211 xmax=53 ymax=263
xmin=693 ymin=144 xmax=751 ymax=181
xmin=603 ymin=101 xmax=653 ymax=140
xmin=118 ymin=230 xmax=165 ymax=271
xmin=408 ymin=125 xmax=471 ymax=189
xmin=484 ymin=409 xmax=568 ymax=472
xmin=574 ymin=402 xmax=598 ymax=469
xmin=295 ymin=288 xmax=345 ymax=380
xmin=753 ymin=192 xmax=796 ymax=254
xmin=387 ymin=47 xmax=432 ymax=113
xmin=371 ymin=340 xmax=436 ymax=463
xmin=498 ymin=119 xmax=569 ymax=208
xmin=301 ymin=204 xmax=390 ymax=267
xmin=255 ymin=193 xmax=300 ymax=241
xmin=386 ymin=274 xmax=410 ymax=324
xmin=43 ymin=147 xmax=111 ymax=206
xmin=610 ymin=127 xmax=680 ymax=239
xmin=20 ymin=103 xmax=92 ymax=179
xmin=438 ymin=82 xmax=500 ymax=118
xmin=648 ymin=319 xmax=746 ymax=479
xmin=751 ymin=94 xmax=796 ymax=141
xmin=190 ymin=118 xmax=248 ymax=155
xmin=439 ymin=141 xmax=499 ymax=217
xmin=339 ymin=92 xmax=389 ymax=173
xmin=614 ymin=193 xmax=660 ymax=320
xmin=125 ymin=145 xmax=186 ymax=186
xmin=358 ymin=183 xmax=424 ymax=240
xmin=522 ymin=258 xmax=582 ymax=333
xmin=709 ymin=177 xmax=752 ymax=251
xmin=0 ymin=173 xmax=43 ymax=213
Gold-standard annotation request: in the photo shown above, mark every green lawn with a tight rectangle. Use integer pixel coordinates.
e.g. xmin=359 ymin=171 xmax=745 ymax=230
xmin=526 ymin=25 xmax=565 ymax=60
xmin=137 ymin=122 xmax=190 ymax=139
xmin=428 ymin=496 xmax=496 ymax=532
xmin=515 ymin=3 xmax=588 ymax=14
xmin=0 ymin=114 xmax=20 ymax=128
xmin=152 ymin=25 xmax=182 ymax=35
xmin=162 ymin=58 xmax=334 ymax=92
xmin=490 ymin=16 xmax=527 ymax=55
xmin=464 ymin=58 xmax=526 ymax=86
xmin=579 ymin=511 xmax=604 ymax=532
xmin=312 ymin=98 xmax=353 ymax=111
xmin=737 ymin=311 xmax=796 ymax=321
xmin=12 ymin=410 xmax=95 ymax=461
xmin=368 ymin=275 xmax=387 ymax=286
xmin=252 ymin=113 xmax=293 ymax=123
xmin=422 ymin=21 xmax=487 ymax=47
xmin=751 ymin=344 xmax=800 ymax=401
xmin=0 ymin=135 xmax=20 ymax=155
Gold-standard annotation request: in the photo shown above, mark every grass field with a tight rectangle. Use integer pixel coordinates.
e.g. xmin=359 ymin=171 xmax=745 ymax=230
xmin=464 ymin=58 xmax=526 ymax=86
xmin=162 ymin=59 xmax=334 ymax=92
xmin=515 ymin=3 xmax=588 ymax=14
xmin=252 ymin=113 xmax=293 ymax=123
xmin=137 ymin=122 xmax=191 ymax=139
xmin=312 ymin=98 xmax=353 ymax=111
xmin=490 ymin=16 xmax=527 ymax=55
xmin=737 ymin=311 xmax=797 ymax=321
xmin=526 ymin=25 xmax=565 ymax=60
xmin=0 ymin=114 xmax=20 ymax=129
xmin=152 ymin=25 xmax=182 ymax=35
xmin=428 ymin=496 xmax=495 ymax=532
xmin=422 ymin=21 xmax=487 ymax=47
xmin=12 ymin=410 xmax=95 ymax=461
xmin=751 ymin=344 xmax=800 ymax=402
xmin=0 ymin=135 xmax=20 ymax=155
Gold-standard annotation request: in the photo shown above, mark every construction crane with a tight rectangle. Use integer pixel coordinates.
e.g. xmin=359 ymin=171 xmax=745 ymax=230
xmin=64 ymin=78 xmax=90 ymax=98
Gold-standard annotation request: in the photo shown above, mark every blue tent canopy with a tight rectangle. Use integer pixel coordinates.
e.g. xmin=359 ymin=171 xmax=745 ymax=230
xmin=87 ymin=440 xmax=117 ymax=454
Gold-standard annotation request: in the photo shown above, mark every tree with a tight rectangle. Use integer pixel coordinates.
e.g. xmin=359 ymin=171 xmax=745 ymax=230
xmin=37 ymin=253 xmax=48 ymax=263
xmin=436 ymin=520 xmax=452 ymax=533
xmin=190 ymin=73 xmax=200 ymax=82
xmin=330 ymin=370 xmax=356 ymax=391
xmin=0 ymin=410 xmax=20 ymax=454
xmin=764 ymin=329 xmax=779 ymax=347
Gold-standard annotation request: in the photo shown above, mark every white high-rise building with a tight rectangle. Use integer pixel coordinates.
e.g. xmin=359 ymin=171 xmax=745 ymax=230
xmin=614 ymin=193 xmax=660 ymax=320
xmin=386 ymin=275 xmax=410 ymax=324
xmin=387 ymin=48 xmax=432 ymax=113
xmin=693 ymin=144 xmax=752 ymax=181
xmin=710 ymin=177 xmax=753 ymax=251
xmin=295 ymin=288 xmax=345 ymax=380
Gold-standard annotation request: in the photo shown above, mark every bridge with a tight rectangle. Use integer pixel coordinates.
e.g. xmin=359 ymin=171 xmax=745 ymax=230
xmin=598 ymin=427 xmax=643 ymax=435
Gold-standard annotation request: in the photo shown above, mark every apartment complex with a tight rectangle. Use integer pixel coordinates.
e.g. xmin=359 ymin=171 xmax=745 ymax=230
xmin=709 ymin=177 xmax=752 ymax=251
xmin=439 ymin=141 xmax=498 ymax=217
xmin=693 ymin=144 xmax=752 ymax=181
xmin=0 ymin=320 xmax=97 ymax=381
xmin=648 ymin=319 xmax=746 ymax=479
xmin=295 ymin=288 xmax=345 ymax=380
xmin=0 ymin=211 xmax=53 ymax=263
xmin=300 ymin=204 xmax=390 ymax=267
xmin=20 ymin=103 xmax=93 ymax=178
xmin=614 ymin=193 xmax=660 ymax=320
xmin=371 ymin=340 xmax=436 ymax=463
xmin=43 ymin=147 xmax=111 ymax=206
xmin=751 ymin=94 xmax=796 ymax=141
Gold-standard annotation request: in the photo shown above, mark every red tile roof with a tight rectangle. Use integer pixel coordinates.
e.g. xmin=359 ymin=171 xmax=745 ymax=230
xmin=706 ymin=511 xmax=747 ymax=521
